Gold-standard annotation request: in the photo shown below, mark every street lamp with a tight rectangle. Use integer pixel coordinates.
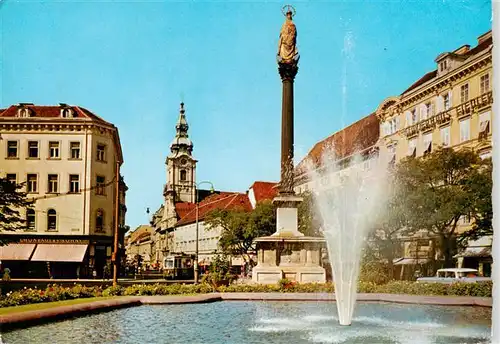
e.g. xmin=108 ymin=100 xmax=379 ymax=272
xmin=194 ymin=180 xmax=215 ymax=284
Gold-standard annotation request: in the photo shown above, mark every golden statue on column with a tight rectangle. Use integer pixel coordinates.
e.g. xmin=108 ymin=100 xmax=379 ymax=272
xmin=277 ymin=5 xmax=299 ymax=64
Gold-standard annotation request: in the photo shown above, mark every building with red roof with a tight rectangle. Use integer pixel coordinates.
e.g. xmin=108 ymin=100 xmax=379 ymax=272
xmin=0 ymin=103 xmax=127 ymax=279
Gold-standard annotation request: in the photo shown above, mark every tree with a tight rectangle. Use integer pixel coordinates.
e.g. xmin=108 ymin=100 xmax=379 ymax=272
xmin=0 ymin=177 xmax=31 ymax=245
xmin=394 ymin=147 xmax=489 ymax=268
xmin=458 ymin=157 xmax=492 ymax=246
xmin=365 ymin=175 xmax=411 ymax=278
xmin=297 ymin=191 xmax=323 ymax=237
xmin=204 ymin=200 xmax=275 ymax=262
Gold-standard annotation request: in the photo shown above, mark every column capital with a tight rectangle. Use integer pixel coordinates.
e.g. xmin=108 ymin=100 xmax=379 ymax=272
xmin=278 ymin=62 xmax=299 ymax=82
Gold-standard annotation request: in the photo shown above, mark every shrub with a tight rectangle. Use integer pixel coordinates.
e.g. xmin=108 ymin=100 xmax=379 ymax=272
xmin=103 ymin=285 xmax=124 ymax=297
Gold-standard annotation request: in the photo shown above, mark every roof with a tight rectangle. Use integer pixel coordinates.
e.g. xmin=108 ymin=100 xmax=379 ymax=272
xmin=175 ymin=202 xmax=196 ymax=219
xmin=249 ymin=181 xmax=278 ymax=203
xmin=295 ymin=112 xmax=379 ymax=174
xmin=0 ymin=104 xmax=123 ymax=163
xmin=0 ymin=104 xmax=113 ymax=126
xmin=127 ymin=225 xmax=153 ymax=244
xmin=402 ymin=31 xmax=492 ymax=95
xmin=175 ymin=192 xmax=252 ymax=227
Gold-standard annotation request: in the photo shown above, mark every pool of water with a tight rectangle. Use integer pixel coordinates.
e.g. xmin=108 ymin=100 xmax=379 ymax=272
xmin=3 ymin=301 xmax=491 ymax=344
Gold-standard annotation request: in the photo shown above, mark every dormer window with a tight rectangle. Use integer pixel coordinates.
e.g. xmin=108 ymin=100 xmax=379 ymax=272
xmin=17 ymin=108 xmax=32 ymax=118
xmin=439 ymin=60 xmax=448 ymax=72
xmin=60 ymin=107 xmax=74 ymax=118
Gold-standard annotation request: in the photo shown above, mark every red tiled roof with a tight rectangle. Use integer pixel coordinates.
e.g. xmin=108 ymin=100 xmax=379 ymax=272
xmin=250 ymin=181 xmax=278 ymax=203
xmin=0 ymin=104 xmax=113 ymax=126
xmin=402 ymin=32 xmax=492 ymax=95
xmin=295 ymin=113 xmax=379 ymax=174
xmin=176 ymin=192 xmax=252 ymax=226
xmin=175 ymin=202 xmax=196 ymax=219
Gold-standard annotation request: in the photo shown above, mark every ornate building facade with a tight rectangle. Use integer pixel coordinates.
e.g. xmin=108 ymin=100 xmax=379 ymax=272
xmin=0 ymin=103 xmax=127 ymax=278
xmin=376 ymin=30 xmax=493 ymax=275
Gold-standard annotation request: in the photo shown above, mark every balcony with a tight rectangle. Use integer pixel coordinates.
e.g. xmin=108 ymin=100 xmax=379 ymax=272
xmin=400 ymin=91 xmax=493 ymax=138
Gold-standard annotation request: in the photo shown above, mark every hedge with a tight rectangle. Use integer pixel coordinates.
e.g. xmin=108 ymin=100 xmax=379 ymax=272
xmin=0 ymin=280 xmax=492 ymax=308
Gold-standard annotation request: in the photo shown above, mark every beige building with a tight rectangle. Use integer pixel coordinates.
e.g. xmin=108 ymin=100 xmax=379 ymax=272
xmin=0 ymin=103 xmax=126 ymax=278
xmin=125 ymin=225 xmax=154 ymax=267
xmin=375 ymin=30 xmax=493 ymax=275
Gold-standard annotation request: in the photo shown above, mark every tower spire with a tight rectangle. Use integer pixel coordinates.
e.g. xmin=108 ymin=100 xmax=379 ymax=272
xmin=169 ymin=102 xmax=193 ymax=157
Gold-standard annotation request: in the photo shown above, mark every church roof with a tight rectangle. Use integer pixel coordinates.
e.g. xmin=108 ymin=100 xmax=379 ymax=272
xmin=175 ymin=192 xmax=252 ymax=227
xmin=175 ymin=202 xmax=196 ymax=219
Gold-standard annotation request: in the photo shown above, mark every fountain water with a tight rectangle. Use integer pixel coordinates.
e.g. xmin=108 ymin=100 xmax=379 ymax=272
xmin=306 ymin=148 xmax=391 ymax=326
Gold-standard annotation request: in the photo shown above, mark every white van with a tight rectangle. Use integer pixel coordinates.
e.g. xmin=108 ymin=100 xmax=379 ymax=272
xmin=416 ymin=268 xmax=492 ymax=284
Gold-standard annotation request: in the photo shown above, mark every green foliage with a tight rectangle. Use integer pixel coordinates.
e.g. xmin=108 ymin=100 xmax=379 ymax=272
xmin=392 ymin=148 xmax=491 ymax=267
xmin=297 ymin=191 xmax=323 ymax=237
xmin=204 ymin=201 xmax=275 ymax=261
xmin=0 ymin=284 xmax=103 ymax=307
xmin=201 ymin=252 xmax=235 ymax=288
xmin=0 ymin=280 xmax=491 ymax=308
xmin=0 ymin=178 xmax=31 ymax=244
xmin=359 ymin=260 xmax=392 ymax=285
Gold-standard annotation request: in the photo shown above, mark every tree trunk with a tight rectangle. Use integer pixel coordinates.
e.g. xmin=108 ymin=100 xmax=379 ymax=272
xmin=440 ymin=234 xmax=455 ymax=268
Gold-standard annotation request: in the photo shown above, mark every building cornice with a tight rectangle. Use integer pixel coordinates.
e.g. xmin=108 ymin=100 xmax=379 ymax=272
xmin=400 ymin=50 xmax=492 ymax=108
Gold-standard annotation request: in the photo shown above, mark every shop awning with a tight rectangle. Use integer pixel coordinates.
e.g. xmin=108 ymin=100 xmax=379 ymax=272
xmin=454 ymin=247 xmax=491 ymax=258
xmin=393 ymin=258 xmax=430 ymax=265
xmin=31 ymin=244 xmax=88 ymax=262
xmin=0 ymin=244 xmax=36 ymax=260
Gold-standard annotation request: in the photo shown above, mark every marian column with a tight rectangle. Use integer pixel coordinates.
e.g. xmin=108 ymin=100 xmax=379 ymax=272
xmin=273 ymin=5 xmax=303 ymax=237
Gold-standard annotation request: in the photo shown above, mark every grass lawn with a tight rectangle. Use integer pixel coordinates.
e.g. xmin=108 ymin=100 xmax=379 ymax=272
xmin=0 ymin=297 xmax=115 ymax=316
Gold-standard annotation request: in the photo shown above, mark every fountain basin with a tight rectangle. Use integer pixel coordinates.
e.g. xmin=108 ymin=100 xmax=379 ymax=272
xmin=3 ymin=301 xmax=491 ymax=344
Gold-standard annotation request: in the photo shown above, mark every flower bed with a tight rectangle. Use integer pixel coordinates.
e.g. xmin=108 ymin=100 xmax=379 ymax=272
xmin=0 ymin=280 xmax=492 ymax=308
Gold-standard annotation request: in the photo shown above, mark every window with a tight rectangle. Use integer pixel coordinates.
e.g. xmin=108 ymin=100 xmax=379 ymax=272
xmin=459 ymin=118 xmax=470 ymax=143
xmin=6 ymin=173 xmax=16 ymax=185
xmin=69 ymin=174 xmax=80 ymax=193
xmin=7 ymin=141 xmax=18 ymax=158
xmin=480 ymin=74 xmax=490 ymax=94
xmin=440 ymin=60 xmax=447 ymax=72
xmin=180 ymin=170 xmax=187 ymax=181
xmin=408 ymin=138 xmax=417 ymax=157
xmin=27 ymin=174 xmax=38 ymax=193
xmin=49 ymin=141 xmax=60 ymax=159
xmin=479 ymin=111 xmax=491 ymax=137
xmin=96 ymin=209 xmax=104 ymax=232
xmin=47 ymin=209 xmax=57 ymax=231
xmin=411 ymin=109 xmax=418 ymax=124
xmin=28 ymin=141 xmax=39 ymax=158
xmin=70 ymin=142 xmax=81 ymax=159
xmin=423 ymin=132 xmax=432 ymax=155
xmin=440 ymin=126 xmax=450 ymax=147
xmin=443 ymin=93 xmax=450 ymax=110
xmin=460 ymin=84 xmax=469 ymax=103
xmin=426 ymin=102 xmax=434 ymax=118
xmin=96 ymin=144 xmax=106 ymax=162
xmin=26 ymin=209 xmax=36 ymax=231
xmin=48 ymin=174 xmax=59 ymax=193
xmin=96 ymin=176 xmax=106 ymax=195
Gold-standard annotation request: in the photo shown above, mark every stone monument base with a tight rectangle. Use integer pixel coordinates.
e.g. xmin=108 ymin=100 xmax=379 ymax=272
xmin=252 ymin=236 xmax=326 ymax=284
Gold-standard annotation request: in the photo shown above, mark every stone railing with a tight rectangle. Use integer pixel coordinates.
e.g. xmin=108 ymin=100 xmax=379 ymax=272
xmin=456 ymin=90 xmax=493 ymax=117
xmin=401 ymin=109 xmax=452 ymax=138
xmin=400 ymin=90 xmax=493 ymax=138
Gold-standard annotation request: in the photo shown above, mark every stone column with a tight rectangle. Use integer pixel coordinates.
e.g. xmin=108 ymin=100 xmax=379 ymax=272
xmin=278 ymin=62 xmax=299 ymax=195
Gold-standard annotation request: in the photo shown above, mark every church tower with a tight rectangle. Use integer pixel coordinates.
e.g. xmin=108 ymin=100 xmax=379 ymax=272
xmin=163 ymin=102 xmax=197 ymax=205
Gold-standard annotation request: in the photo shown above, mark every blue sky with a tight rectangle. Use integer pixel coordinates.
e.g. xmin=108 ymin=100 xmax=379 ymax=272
xmin=0 ymin=0 xmax=492 ymax=228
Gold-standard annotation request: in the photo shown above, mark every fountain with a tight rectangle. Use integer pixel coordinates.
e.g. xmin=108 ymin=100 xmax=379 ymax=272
xmin=306 ymin=149 xmax=391 ymax=326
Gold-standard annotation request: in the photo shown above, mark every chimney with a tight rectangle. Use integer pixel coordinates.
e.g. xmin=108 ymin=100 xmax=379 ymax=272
xmin=477 ymin=31 xmax=492 ymax=45
xmin=453 ymin=44 xmax=470 ymax=55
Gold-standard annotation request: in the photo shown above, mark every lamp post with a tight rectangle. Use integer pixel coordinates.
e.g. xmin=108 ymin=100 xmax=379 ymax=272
xmin=194 ymin=180 xmax=215 ymax=284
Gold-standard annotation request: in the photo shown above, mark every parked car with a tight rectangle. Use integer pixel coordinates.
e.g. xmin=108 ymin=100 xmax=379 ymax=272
xmin=416 ymin=268 xmax=492 ymax=284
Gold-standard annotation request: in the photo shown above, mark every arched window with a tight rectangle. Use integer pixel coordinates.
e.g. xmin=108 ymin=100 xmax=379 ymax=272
xmin=180 ymin=170 xmax=187 ymax=181
xmin=96 ymin=209 xmax=104 ymax=231
xmin=47 ymin=209 xmax=57 ymax=231
xmin=26 ymin=209 xmax=36 ymax=230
